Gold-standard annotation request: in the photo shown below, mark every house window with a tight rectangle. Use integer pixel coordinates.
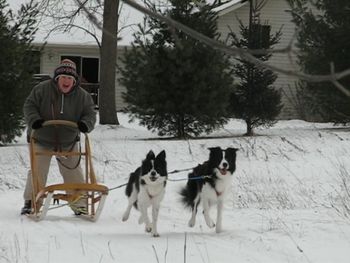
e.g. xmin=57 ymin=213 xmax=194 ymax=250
xmin=82 ymin=57 xmax=99 ymax=83
xmin=60 ymin=55 xmax=99 ymax=83
xmin=61 ymin=55 xmax=100 ymax=106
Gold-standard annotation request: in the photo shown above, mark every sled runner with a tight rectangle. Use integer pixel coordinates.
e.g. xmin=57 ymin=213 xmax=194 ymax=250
xmin=27 ymin=120 xmax=108 ymax=221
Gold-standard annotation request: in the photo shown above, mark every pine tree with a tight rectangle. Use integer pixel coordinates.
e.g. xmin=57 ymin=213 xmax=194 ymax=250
xmin=287 ymin=0 xmax=350 ymax=122
xmin=227 ymin=0 xmax=282 ymax=136
xmin=0 ymin=0 xmax=39 ymax=145
xmin=119 ymin=0 xmax=233 ymax=138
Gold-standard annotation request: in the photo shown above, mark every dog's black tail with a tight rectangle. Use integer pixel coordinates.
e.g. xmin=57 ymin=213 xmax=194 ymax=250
xmin=180 ymin=174 xmax=199 ymax=209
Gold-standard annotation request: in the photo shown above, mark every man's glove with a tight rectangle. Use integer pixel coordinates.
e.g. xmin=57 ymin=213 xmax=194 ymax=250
xmin=32 ymin=119 xmax=45 ymax=130
xmin=77 ymin=121 xmax=88 ymax=133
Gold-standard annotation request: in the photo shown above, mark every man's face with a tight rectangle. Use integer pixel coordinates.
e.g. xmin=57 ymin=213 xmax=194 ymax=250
xmin=57 ymin=75 xmax=75 ymax=93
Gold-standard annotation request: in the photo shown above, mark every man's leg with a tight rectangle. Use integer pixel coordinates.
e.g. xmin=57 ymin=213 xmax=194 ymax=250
xmin=57 ymin=143 xmax=87 ymax=214
xmin=22 ymin=144 xmax=52 ymax=214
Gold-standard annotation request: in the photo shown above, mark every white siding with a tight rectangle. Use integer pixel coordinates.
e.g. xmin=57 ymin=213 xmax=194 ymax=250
xmin=116 ymin=49 xmax=128 ymax=110
xmin=217 ymin=0 xmax=300 ymax=119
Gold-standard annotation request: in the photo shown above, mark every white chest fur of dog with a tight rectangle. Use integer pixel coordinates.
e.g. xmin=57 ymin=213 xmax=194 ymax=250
xmin=180 ymin=147 xmax=238 ymax=233
xmin=122 ymin=150 xmax=167 ymax=237
xmin=137 ymin=183 xmax=165 ymax=231
xmin=195 ymin=169 xmax=233 ymax=232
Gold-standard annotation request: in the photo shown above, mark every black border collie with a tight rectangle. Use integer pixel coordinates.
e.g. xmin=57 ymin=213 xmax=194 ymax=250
xmin=122 ymin=150 xmax=167 ymax=237
xmin=180 ymin=147 xmax=238 ymax=233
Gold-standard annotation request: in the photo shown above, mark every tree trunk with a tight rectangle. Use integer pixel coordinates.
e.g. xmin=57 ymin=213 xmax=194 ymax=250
xmin=245 ymin=0 xmax=254 ymax=137
xmin=245 ymin=120 xmax=254 ymax=136
xmin=176 ymin=114 xmax=186 ymax=138
xmin=99 ymin=0 xmax=119 ymax=124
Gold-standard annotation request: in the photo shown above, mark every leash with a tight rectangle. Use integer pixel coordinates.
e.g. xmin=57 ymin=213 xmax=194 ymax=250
xmin=107 ymin=174 xmax=211 ymax=191
xmin=108 ymin=182 xmax=128 ymax=191
xmin=98 ymin=166 xmax=198 ymax=192
xmin=167 ymin=165 xmax=211 ymax=181
xmin=51 ymin=166 xmax=205 ymax=199
xmin=168 ymin=167 xmax=195 ymax=174
xmin=167 ymin=175 xmax=211 ymax=182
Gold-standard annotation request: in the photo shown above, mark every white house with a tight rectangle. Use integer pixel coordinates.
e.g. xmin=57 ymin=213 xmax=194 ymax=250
xmin=215 ymin=0 xmax=299 ymax=118
xmin=12 ymin=0 xmax=300 ymax=118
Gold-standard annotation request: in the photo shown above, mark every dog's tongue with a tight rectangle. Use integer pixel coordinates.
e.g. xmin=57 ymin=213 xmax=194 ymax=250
xmin=220 ymin=169 xmax=227 ymax=175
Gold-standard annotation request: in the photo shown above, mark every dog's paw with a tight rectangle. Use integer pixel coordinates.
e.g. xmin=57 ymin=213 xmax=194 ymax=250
xmin=206 ymin=219 xmax=215 ymax=228
xmin=122 ymin=213 xmax=129 ymax=222
xmin=145 ymin=225 xmax=152 ymax=233
xmin=152 ymin=232 xmax=160 ymax=237
xmin=215 ymin=226 xmax=222 ymax=233
xmin=188 ymin=219 xmax=195 ymax=227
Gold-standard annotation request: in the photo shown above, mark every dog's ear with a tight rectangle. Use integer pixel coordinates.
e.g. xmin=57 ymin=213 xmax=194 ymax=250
xmin=227 ymin=147 xmax=238 ymax=152
xmin=156 ymin=150 xmax=166 ymax=161
xmin=208 ymin=147 xmax=222 ymax=152
xmin=146 ymin=150 xmax=155 ymax=160
xmin=226 ymin=147 xmax=238 ymax=156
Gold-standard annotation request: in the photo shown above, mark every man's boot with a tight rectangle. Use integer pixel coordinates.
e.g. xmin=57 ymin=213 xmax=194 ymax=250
xmin=21 ymin=200 xmax=32 ymax=215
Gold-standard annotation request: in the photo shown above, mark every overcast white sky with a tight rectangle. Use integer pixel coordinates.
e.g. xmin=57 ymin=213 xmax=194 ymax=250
xmin=8 ymin=0 xmax=242 ymax=46
xmin=9 ymin=0 xmax=146 ymax=45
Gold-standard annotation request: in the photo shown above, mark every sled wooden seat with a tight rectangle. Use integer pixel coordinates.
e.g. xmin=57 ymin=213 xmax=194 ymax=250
xmin=28 ymin=120 xmax=108 ymax=222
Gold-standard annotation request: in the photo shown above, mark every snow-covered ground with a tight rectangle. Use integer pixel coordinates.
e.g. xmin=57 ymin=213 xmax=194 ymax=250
xmin=1 ymin=113 xmax=350 ymax=263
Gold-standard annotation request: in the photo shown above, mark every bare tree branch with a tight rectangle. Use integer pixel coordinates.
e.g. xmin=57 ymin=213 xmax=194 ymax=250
xmin=330 ymin=63 xmax=350 ymax=97
xmin=49 ymin=23 xmax=102 ymax=48
xmin=73 ymin=0 xmax=103 ymax=29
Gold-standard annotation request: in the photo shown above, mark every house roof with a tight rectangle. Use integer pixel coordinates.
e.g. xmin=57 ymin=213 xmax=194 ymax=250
xmin=213 ymin=0 xmax=248 ymax=15
xmin=9 ymin=0 xmax=246 ymax=46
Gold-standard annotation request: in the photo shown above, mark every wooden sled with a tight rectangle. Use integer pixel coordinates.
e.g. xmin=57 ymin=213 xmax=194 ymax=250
xmin=27 ymin=120 xmax=108 ymax=221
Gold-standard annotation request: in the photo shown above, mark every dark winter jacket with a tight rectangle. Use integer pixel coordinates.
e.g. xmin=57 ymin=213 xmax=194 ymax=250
xmin=23 ymin=79 xmax=96 ymax=148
